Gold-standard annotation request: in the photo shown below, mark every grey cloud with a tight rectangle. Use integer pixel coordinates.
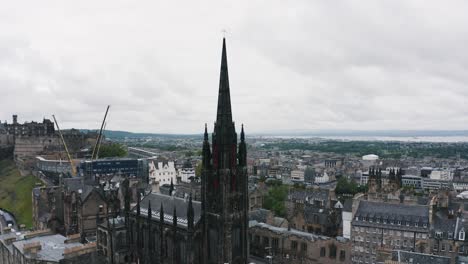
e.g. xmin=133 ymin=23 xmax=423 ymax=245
xmin=1 ymin=0 xmax=467 ymax=133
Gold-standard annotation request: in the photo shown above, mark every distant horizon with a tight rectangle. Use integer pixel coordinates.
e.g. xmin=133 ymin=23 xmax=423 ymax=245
xmin=92 ymin=128 xmax=468 ymax=137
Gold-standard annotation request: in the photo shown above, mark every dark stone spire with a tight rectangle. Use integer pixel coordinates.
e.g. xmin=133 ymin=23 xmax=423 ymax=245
xmin=202 ymin=124 xmax=211 ymax=168
xmin=159 ymin=203 xmax=164 ymax=223
xmin=146 ymin=200 xmax=152 ymax=262
xmin=159 ymin=203 xmax=164 ymax=260
xmin=172 ymin=206 xmax=178 ymax=264
xmin=147 ymin=200 xmax=152 ymax=222
xmin=212 ymin=37 xmax=237 ymax=170
xmin=238 ymin=124 xmax=247 ymax=167
xmin=216 ymin=38 xmax=232 ymax=124
xmin=173 ymin=206 xmax=177 ymax=228
xmin=201 ymin=38 xmax=248 ymax=264
xmin=136 ymin=191 xmax=141 ymax=217
xmin=240 ymin=124 xmax=245 ymax=142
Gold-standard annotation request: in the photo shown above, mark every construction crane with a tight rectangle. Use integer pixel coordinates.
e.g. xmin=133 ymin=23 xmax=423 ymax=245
xmin=52 ymin=115 xmax=77 ymax=177
xmin=95 ymin=121 xmax=107 ymax=159
xmin=91 ymin=105 xmax=110 ymax=160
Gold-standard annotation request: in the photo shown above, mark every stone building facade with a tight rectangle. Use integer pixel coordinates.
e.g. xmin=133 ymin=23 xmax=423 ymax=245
xmin=249 ymin=221 xmax=351 ymax=263
xmin=351 ymin=201 xmax=430 ymax=263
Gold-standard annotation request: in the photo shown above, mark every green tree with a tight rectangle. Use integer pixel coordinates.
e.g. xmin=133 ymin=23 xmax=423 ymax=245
xmin=263 ymin=184 xmax=289 ymax=217
xmin=335 ymin=176 xmax=363 ymax=195
xmin=195 ymin=161 xmax=202 ymax=178
xmin=98 ymin=143 xmax=127 ymax=158
xmin=304 ymin=166 xmax=315 ymax=183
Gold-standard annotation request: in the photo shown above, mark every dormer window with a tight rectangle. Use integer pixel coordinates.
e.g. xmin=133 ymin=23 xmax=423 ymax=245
xmin=460 ymin=230 xmax=465 ymax=241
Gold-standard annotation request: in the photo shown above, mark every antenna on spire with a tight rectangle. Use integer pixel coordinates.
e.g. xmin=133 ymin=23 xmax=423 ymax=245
xmin=221 ymin=29 xmax=228 ymax=38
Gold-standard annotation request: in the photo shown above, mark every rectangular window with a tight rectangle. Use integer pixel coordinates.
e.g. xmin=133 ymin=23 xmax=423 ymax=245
xmin=272 ymin=238 xmax=279 ymax=249
xmin=320 ymin=247 xmax=326 ymax=257
xmin=291 ymin=241 xmax=298 ymax=251
xmin=301 ymin=243 xmax=307 ymax=252
xmin=340 ymin=250 xmax=346 ymax=261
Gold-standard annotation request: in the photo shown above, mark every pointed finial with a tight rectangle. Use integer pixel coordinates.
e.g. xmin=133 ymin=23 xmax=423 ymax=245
xmin=136 ymin=191 xmax=141 ymax=216
xmin=160 ymin=202 xmax=164 ymax=223
xmin=241 ymin=124 xmax=245 ymax=141
xmin=204 ymin=123 xmax=208 ymax=141
xmin=216 ymin=36 xmax=232 ymax=123
xmin=173 ymin=206 xmax=177 ymax=227
xmin=148 ymin=200 xmax=152 ymax=219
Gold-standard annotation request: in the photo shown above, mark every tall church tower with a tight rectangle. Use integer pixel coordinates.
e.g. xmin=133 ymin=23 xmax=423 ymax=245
xmin=201 ymin=38 xmax=249 ymax=264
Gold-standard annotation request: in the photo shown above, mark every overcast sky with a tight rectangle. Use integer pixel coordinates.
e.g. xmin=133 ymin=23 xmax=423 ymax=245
xmin=1 ymin=1 xmax=468 ymax=134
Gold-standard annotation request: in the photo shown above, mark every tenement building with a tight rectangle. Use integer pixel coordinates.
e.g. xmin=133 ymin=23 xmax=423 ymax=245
xmin=249 ymin=221 xmax=351 ymax=263
xmin=98 ymin=38 xmax=249 ymax=264
xmin=351 ymin=201 xmax=430 ymax=264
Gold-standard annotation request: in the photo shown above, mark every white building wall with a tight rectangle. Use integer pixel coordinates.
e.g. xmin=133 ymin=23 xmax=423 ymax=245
xmin=314 ymin=172 xmax=330 ymax=183
xmin=290 ymin=170 xmax=304 ymax=181
xmin=179 ymin=167 xmax=195 ymax=183
xmin=149 ymin=161 xmax=177 ymax=184
xmin=342 ymin=211 xmax=352 ymax=239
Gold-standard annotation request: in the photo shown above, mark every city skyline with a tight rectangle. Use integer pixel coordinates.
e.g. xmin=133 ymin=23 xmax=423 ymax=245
xmin=2 ymin=1 xmax=468 ymax=133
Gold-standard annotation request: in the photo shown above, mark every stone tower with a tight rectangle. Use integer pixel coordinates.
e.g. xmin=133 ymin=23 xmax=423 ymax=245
xmin=201 ymin=38 xmax=249 ymax=264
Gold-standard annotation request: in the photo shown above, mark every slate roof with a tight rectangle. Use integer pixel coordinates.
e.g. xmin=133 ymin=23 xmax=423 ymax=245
xmin=13 ymin=234 xmax=83 ymax=262
xmin=432 ymin=210 xmax=457 ymax=234
xmin=249 ymin=209 xmax=271 ymax=223
xmin=133 ymin=193 xmax=201 ymax=228
xmin=249 ymin=221 xmax=331 ymax=242
xmin=63 ymin=177 xmax=84 ymax=192
xmin=353 ymin=201 xmax=429 ymax=232
xmin=392 ymin=250 xmax=450 ymax=264
xmin=303 ymin=206 xmax=329 ymax=224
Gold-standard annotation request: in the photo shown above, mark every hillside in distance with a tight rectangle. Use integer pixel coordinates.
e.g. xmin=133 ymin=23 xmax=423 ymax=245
xmin=79 ymin=129 xmax=468 ymax=139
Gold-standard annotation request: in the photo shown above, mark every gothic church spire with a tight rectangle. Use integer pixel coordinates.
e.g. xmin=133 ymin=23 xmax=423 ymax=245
xmin=216 ymin=38 xmax=232 ymax=124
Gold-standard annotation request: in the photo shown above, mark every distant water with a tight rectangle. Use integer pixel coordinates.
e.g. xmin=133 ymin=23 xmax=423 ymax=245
xmin=260 ymin=135 xmax=468 ymax=142
xmin=312 ymin=136 xmax=468 ymax=142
